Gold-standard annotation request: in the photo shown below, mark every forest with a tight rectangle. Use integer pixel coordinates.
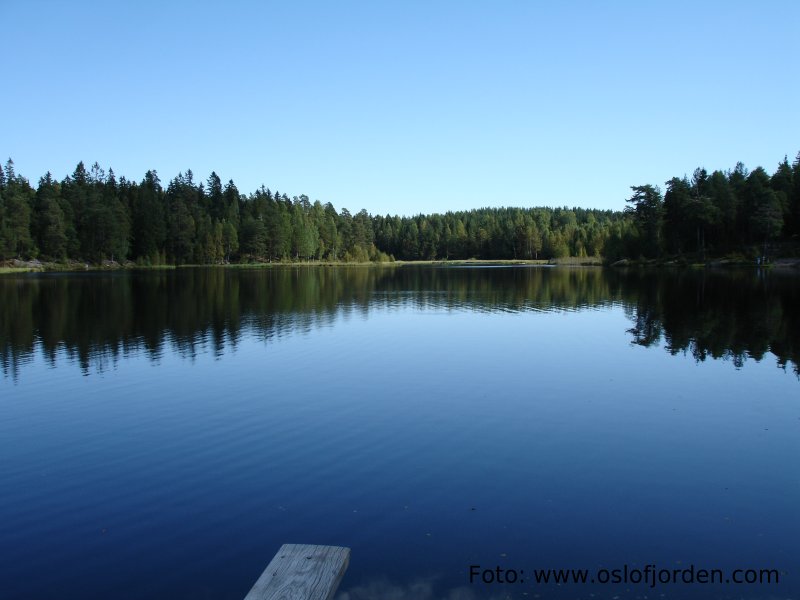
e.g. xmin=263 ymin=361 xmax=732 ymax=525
xmin=0 ymin=152 xmax=798 ymax=265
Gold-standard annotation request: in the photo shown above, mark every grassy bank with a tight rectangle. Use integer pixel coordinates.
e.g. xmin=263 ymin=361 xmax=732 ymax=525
xmin=0 ymin=266 xmax=44 ymax=274
xmin=9 ymin=254 xmax=795 ymax=276
xmin=609 ymin=256 xmax=800 ymax=268
xmin=0 ymin=257 xmax=578 ymax=274
xmin=0 ymin=260 xmax=177 ymax=274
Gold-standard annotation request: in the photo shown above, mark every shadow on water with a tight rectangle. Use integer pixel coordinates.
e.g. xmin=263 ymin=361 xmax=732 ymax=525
xmin=1 ymin=266 xmax=799 ymax=380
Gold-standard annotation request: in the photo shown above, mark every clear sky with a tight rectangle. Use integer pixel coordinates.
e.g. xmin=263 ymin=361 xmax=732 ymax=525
xmin=2 ymin=1 xmax=798 ymax=215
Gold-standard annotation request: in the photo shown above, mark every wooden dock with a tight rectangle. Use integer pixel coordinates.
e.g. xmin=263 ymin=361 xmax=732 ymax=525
xmin=243 ymin=544 xmax=351 ymax=600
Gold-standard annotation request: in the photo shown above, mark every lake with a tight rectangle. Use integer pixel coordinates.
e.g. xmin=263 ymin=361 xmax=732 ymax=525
xmin=1 ymin=266 xmax=798 ymax=600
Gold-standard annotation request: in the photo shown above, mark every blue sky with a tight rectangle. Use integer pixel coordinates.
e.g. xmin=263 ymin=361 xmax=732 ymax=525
xmin=2 ymin=1 xmax=798 ymax=215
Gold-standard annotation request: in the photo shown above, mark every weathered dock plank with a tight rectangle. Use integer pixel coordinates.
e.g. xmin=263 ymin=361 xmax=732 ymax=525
xmin=243 ymin=544 xmax=350 ymax=600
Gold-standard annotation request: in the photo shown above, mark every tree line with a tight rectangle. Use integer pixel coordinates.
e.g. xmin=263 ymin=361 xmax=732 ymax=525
xmin=616 ymin=155 xmax=800 ymax=260
xmin=0 ymin=153 xmax=798 ymax=264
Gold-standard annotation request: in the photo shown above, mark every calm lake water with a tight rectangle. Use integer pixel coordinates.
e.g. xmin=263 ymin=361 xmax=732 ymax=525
xmin=1 ymin=266 xmax=798 ymax=600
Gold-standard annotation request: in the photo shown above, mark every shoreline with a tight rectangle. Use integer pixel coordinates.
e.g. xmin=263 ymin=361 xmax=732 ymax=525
xmin=3 ymin=255 xmax=800 ymax=275
xmin=0 ymin=257 xmax=576 ymax=274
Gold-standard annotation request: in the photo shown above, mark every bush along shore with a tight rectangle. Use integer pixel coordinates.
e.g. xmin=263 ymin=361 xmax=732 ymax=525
xmin=1 ymin=152 xmax=798 ymax=268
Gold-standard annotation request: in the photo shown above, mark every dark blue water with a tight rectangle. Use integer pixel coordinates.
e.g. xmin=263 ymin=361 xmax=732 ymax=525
xmin=1 ymin=266 xmax=798 ymax=599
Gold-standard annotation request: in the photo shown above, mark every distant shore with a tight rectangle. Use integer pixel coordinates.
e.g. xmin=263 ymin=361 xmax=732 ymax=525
xmin=4 ymin=255 xmax=800 ymax=275
xmin=0 ymin=257 xmax=590 ymax=274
